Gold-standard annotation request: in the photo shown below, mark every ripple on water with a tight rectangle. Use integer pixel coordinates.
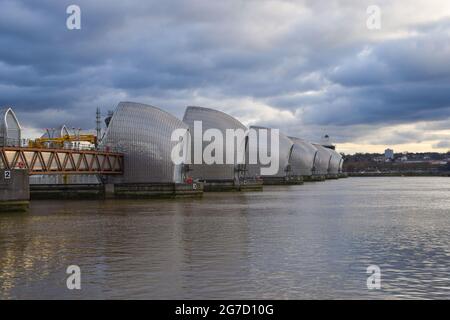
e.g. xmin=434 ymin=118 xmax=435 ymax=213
xmin=0 ymin=177 xmax=449 ymax=299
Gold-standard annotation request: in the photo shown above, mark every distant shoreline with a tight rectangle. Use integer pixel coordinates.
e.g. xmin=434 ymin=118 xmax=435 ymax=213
xmin=347 ymin=172 xmax=450 ymax=177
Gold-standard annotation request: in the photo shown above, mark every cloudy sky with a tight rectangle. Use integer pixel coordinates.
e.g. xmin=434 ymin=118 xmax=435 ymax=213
xmin=1 ymin=0 xmax=450 ymax=154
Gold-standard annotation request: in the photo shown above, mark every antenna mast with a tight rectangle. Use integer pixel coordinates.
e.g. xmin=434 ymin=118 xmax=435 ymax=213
xmin=96 ymin=107 xmax=102 ymax=147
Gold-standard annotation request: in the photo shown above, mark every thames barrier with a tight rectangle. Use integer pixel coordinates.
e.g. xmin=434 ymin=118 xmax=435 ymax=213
xmin=0 ymin=102 xmax=346 ymax=211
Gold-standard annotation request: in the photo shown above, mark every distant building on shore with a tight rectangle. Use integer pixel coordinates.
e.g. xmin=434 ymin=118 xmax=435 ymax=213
xmin=320 ymin=134 xmax=335 ymax=150
xmin=384 ymin=148 xmax=394 ymax=160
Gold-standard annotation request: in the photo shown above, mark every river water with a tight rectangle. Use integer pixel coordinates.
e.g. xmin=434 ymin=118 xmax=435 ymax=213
xmin=0 ymin=177 xmax=449 ymax=299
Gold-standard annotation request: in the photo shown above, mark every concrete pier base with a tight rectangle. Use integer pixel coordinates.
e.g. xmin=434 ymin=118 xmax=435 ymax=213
xmin=104 ymin=183 xmax=115 ymax=199
xmin=113 ymin=182 xmax=204 ymax=198
xmin=203 ymin=179 xmax=263 ymax=192
xmin=307 ymin=175 xmax=327 ymax=182
xmin=261 ymin=176 xmax=304 ymax=185
xmin=0 ymin=169 xmax=29 ymax=212
xmin=201 ymin=180 xmax=234 ymax=192
xmin=237 ymin=179 xmax=263 ymax=191
xmin=30 ymin=182 xmax=204 ymax=199
xmin=30 ymin=184 xmax=104 ymax=200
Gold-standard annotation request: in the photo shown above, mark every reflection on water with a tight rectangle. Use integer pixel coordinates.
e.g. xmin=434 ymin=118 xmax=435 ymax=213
xmin=1 ymin=177 xmax=449 ymax=299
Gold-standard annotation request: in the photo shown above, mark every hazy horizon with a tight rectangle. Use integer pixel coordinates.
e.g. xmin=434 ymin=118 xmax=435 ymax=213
xmin=1 ymin=1 xmax=450 ymax=154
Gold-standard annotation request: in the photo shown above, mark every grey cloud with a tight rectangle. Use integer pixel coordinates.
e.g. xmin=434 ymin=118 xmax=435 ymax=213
xmin=0 ymin=0 xmax=450 ymax=150
xmin=432 ymin=141 xmax=450 ymax=149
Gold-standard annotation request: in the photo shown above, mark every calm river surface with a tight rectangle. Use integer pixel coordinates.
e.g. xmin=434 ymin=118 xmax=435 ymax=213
xmin=1 ymin=177 xmax=449 ymax=299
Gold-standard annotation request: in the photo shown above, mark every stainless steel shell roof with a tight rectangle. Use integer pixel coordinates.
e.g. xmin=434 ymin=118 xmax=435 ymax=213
xmin=246 ymin=126 xmax=294 ymax=178
xmin=41 ymin=125 xmax=70 ymax=138
xmin=0 ymin=107 xmax=21 ymax=147
xmin=312 ymin=144 xmax=332 ymax=175
xmin=101 ymin=101 xmax=189 ymax=183
xmin=288 ymin=137 xmax=318 ymax=176
xmin=329 ymin=149 xmax=343 ymax=174
xmin=183 ymin=106 xmax=247 ymax=181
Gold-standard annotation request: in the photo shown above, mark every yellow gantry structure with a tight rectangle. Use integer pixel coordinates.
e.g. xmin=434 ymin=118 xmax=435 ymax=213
xmin=29 ymin=134 xmax=97 ymax=149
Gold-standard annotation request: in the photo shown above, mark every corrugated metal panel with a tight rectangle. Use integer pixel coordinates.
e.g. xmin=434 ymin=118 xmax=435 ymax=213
xmin=246 ymin=126 xmax=294 ymax=178
xmin=183 ymin=106 xmax=247 ymax=181
xmin=101 ymin=102 xmax=188 ymax=183
xmin=289 ymin=137 xmax=318 ymax=176
xmin=313 ymin=144 xmax=332 ymax=175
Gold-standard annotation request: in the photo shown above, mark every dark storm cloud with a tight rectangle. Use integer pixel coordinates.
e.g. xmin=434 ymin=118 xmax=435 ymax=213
xmin=0 ymin=0 xmax=450 ymax=148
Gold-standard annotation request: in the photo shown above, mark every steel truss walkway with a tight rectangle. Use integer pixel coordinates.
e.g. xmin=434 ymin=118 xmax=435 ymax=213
xmin=0 ymin=147 xmax=123 ymax=175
